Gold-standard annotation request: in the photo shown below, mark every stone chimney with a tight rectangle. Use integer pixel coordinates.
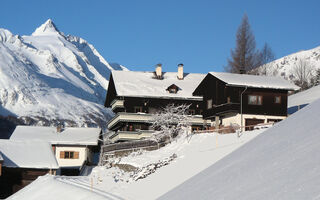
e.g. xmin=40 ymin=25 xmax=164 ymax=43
xmin=155 ymin=63 xmax=162 ymax=79
xmin=177 ymin=63 xmax=184 ymax=80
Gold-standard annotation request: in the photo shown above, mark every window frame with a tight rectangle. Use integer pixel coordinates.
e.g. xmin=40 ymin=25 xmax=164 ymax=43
xmin=134 ymin=106 xmax=143 ymax=113
xmin=248 ymin=95 xmax=263 ymax=105
xmin=60 ymin=151 xmax=79 ymax=159
xmin=274 ymin=96 xmax=281 ymax=104
xmin=207 ymin=99 xmax=213 ymax=109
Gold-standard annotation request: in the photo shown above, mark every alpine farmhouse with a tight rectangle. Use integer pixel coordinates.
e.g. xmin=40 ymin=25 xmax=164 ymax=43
xmin=193 ymin=72 xmax=299 ymax=130
xmin=104 ymin=64 xmax=299 ymax=141
xmin=105 ymin=64 xmax=211 ymax=142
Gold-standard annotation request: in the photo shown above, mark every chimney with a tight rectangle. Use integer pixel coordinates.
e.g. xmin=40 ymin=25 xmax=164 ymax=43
xmin=177 ymin=63 xmax=184 ymax=80
xmin=155 ymin=63 xmax=162 ymax=79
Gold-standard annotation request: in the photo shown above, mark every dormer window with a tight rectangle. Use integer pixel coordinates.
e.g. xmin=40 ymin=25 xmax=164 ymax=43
xmin=167 ymin=84 xmax=180 ymax=94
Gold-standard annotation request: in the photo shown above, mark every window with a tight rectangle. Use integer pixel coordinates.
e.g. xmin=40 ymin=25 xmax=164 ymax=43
xmin=60 ymin=151 xmax=79 ymax=159
xmin=134 ymin=106 xmax=143 ymax=113
xmin=227 ymin=96 xmax=231 ymax=103
xmin=207 ymin=99 xmax=213 ymax=109
xmin=169 ymin=88 xmax=177 ymax=93
xmin=275 ymin=96 xmax=281 ymax=104
xmin=248 ymin=95 xmax=262 ymax=105
xmin=189 ymin=109 xmax=195 ymax=115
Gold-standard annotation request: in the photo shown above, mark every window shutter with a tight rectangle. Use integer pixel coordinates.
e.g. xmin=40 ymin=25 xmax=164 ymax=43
xmin=74 ymin=152 xmax=79 ymax=159
xmin=60 ymin=151 xmax=64 ymax=158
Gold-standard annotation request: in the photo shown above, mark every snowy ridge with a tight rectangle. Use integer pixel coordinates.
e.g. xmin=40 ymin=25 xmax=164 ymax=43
xmin=0 ymin=19 xmax=125 ymax=126
xmin=255 ymin=45 xmax=320 ymax=81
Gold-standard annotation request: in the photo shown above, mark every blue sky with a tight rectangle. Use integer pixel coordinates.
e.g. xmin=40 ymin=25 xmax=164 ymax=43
xmin=1 ymin=0 xmax=319 ymax=73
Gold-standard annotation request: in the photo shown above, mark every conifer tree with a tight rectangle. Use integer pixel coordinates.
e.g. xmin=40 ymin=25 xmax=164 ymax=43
xmin=225 ymin=14 xmax=262 ymax=74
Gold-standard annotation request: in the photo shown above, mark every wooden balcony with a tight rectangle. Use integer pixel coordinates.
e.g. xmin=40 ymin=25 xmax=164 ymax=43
xmin=204 ymin=103 xmax=240 ymax=118
xmin=108 ymin=130 xmax=154 ymax=143
xmin=110 ymin=99 xmax=124 ymax=111
xmin=107 ymin=112 xmax=211 ymax=130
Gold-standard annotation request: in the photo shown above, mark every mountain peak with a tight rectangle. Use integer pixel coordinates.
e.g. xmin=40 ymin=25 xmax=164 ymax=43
xmin=32 ymin=19 xmax=60 ymax=36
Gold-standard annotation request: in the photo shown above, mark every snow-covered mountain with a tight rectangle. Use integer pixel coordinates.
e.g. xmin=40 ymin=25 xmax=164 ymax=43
xmin=0 ymin=19 xmax=126 ymax=127
xmin=256 ymin=45 xmax=320 ymax=81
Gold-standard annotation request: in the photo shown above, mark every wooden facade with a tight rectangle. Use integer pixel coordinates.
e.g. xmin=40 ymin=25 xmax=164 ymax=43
xmin=193 ymin=73 xmax=291 ymax=127
xmin=105 ymin=73 xmax=205 ymax=134
xmin=0 ymin=167 xmax=55 ymax=199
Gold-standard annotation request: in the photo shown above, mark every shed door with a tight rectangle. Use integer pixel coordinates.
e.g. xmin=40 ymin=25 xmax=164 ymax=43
xmin=245 ymin=119 xmax=265 ymax=131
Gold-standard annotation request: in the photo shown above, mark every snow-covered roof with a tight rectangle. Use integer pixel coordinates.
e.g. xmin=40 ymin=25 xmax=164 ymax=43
xmin=209 ymin=72 xmax=300 ymax=90
xmin=0 ymin=151 xmax=3 ymax=161
xmin=288 ymin=84 xmax=320 ymax=107
xmin=0 ymin=139 xmax=58 ymax=169
xmin=7 ymin=175 xmax=120 ymax=200
xmin=160 ymin=98 xmax=320 ymax=200
xmin=10 ymin=126 xmax=100 ymax=146
xmin=111 ymin=71 xmax=205 ymax=100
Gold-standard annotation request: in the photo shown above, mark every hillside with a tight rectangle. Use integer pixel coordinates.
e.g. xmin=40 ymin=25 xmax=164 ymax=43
xmin=0 ymin=19 xmax=125 ymax=127
xmin=255 ymin=45 xmax=320 ymax=82
xmin=160 ymin=97 xmax=320 ymax=199
xmin=20 ymin=129 xmax=265 ymax=200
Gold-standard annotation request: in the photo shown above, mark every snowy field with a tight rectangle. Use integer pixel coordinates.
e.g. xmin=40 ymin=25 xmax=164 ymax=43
xmin=8 ymin=129 xmax=265 ymax=200
xmin=160 ymin=99 xmax=320 ymax=200
xmin=88 ymin=129 xmax=264 ymax=199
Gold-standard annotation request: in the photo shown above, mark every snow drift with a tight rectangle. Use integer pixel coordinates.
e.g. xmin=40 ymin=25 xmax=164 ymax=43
xmin=0 ymin=19 xmax=126 ymax=127
xmin=160 ymin=98 xmax=320 ymax=199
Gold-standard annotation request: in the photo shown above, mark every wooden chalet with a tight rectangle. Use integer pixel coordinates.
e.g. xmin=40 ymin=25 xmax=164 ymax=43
xmin=105 ymin=64 xmax=211 ymax=142
xmin=193 ymin=72 xmax=299 ymax=130
xmin=0 ymin=139 xmax=58 ymax=198
xmin=10 ymin=126 xmax=101 ymax=176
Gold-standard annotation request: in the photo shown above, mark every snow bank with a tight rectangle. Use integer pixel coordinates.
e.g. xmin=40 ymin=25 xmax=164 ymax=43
xmin=87 ymin=130 xmax=264 ymax=200
xmin=7 ymin=175 xmax=122 ymax=200
xmin=288 ymin=84 xmax=320 ymax=107
xmin=160 ymin=98 xmax=320 ymax=200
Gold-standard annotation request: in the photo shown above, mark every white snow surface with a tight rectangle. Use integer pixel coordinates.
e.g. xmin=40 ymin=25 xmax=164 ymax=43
xmin=10 ymin=125 xmax=100 ymax=145
xmin=288 ymin=84 xmax=320 ymax=107
xmin=255 ymin=45 xmax=320 ymax=81
xmin=0 ymin=139 xmax=58 ymax=169
xmin=209 ymin=72 xmax=299 ymax=90
xmin=160 ymin=99 xmax=320 ymax=200
xmin=55 ymin=129 xmax=264 ymax=200
xmin=7 ymin=175 xmax=123 ymax=200
xmin=0 ymin=19 xmax=123 ymax=125
xmin=111 ymin=71 xmax=205 ymax=99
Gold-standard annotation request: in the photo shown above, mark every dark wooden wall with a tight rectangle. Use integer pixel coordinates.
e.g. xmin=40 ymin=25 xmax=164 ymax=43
xmin=122 ymin=97 xmax=203 ymax=115
xmin=0 ymin=167 xmax=52 ymax=198
xmin=194 ymin=74 xmax=289 ymax=119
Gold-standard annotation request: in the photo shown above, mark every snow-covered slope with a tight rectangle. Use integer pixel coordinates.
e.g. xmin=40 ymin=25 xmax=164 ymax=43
xmin=38 ymin=129 xmax=264 ymax=200
xmin=256 ymin=45 xmax=320 ymax=81
xmin=0 ymin=19 xmax=124 ymax=126
xmin=160 ymin=98 xmax=320 ymax=199
xmin=7 ymin=175 xmax=122 ymax=200
xmin=288 ymin=84 xmax=320 ymax=107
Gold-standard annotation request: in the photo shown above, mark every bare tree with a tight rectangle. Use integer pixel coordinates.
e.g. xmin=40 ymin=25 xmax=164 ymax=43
xmin=225 ymin=14 xmax=262 ymax=74
xmin=253 ymin=43 xmax=276 ymax=75
xmin=150 ymin=104 xmax=191 ymax=142
xmin=291 ymin=59 xmax=314 ymax=90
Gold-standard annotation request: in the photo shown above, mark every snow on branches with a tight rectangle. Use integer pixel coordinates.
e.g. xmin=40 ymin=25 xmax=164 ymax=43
xmin=151 ymin=104 xmax=191 ymax=142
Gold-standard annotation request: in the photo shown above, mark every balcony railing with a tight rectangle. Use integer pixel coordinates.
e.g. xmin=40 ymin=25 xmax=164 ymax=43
xmin=107 ymin=112 xmax=211 ymax=130
xmin=110 ymin=99 xmax=124 ymax=111
xmin=109 ymin=130 xmax=154 ymax=142
xmin=204 ymin=103 xmax=240 ymax=118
